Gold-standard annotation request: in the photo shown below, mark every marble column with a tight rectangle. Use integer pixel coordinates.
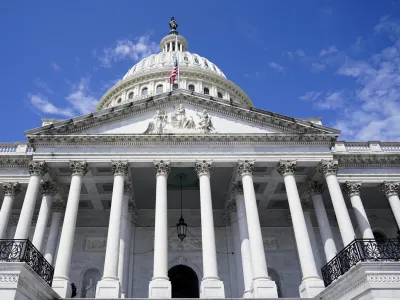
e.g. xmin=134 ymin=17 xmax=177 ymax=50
xmin=97 ymin=161 xmax=129 ymax=298
xmin=149 ymin=160 xmax=171 ymax=298
xmin=227 ymin=201 xmax=244 ymax=298
xmin=381 ymin=181 xmax=400 ymax=229
xmin=278 ymin=161 xmax=324 ymax=298
xmin=52 ymin=161 xmax=88 ymax=298
xmin=118 ymin=183 xmax=133 ymax=298
xmin=344 ymin=182 xmax=375 ymax=239
xmin=127 ymin=210 xmax=137 ymax=298
xmin=237 ymin=160 xmax=278 ymax=298
xmin=32 ymin=181 xmax=58 ymax=252
xmin=195 ymin=160 xmax=225 ymax=298
xmin=232 ymin=182 xmax=254 ymax=298
xmin=0 ymin=182 xmax=21 ymax=239
xmin=14 ymin=161 xmax=48 ymax=239
xmin=308 ymin=181 xmax=337 ymax=262
xmin=44 ymin=199 xmax=66 ymax=265
xmin=318 ymin=160 xmax=355 ymax=246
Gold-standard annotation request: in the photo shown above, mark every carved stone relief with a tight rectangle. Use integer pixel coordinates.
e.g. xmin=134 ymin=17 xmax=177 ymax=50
xmin=84 ymin=237 xmax=107 ymax=251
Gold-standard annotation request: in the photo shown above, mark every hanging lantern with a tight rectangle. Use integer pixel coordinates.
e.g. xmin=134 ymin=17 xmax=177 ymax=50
xmin=176 ymin=216 xmax=187 ymax=241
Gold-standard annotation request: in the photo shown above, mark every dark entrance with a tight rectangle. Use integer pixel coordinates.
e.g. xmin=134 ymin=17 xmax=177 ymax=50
xmin=168 ymin=265 xmax=199 ymax=298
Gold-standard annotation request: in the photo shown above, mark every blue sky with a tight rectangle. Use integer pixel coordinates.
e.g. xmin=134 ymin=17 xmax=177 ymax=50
xmin=1 ymin=0 xmax=400 ymax=141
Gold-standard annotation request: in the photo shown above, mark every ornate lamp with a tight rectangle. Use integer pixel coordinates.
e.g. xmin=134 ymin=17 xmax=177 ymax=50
xmin=176 ymin=175 xmax=187 ymax=241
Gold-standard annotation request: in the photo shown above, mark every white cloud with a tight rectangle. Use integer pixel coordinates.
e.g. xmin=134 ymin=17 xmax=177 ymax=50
xmin=374 ymin=16 xmax=400 ymax=41
xmin=34 ymin=78 xmax=54 ymax=94
xmin=51 ymin=62 xmax=60 ymax=71
xmin=311 ymin=62 xmax=326 ymax=72
xmin=295 ymin=49 xmax=306 ymax=57
xmin=299 ymin=91 xmax=322 ymax=102
xmin=97 ymin=35 xmax=158 ymax=67
xmin=319 ymin=46 xmax=338 ymax=57
xmin=268 ymin=62 xmax=284 ymax=72
xmin=299 ymin=90 xmax=344 ymax=110
xmin=30 ymin=94 xmax=75 ymax=118
xmin=66 ymin=77 xmax=98 ymax=114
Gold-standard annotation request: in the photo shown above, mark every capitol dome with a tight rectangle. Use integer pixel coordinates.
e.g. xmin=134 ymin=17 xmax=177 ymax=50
xmin=97 ymin=18 xmax=252 ymax=110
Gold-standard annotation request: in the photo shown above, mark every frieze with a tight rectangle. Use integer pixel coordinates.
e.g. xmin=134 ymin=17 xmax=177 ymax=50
xmin=0 ymin=274 xmax=19 ymax=282
xmin=0 ymin=158 xmax=31 ymax=168
xmin=336 ymin=154 xmax=400 ymax=167
xmin=84 ymin=237 xmax=107 ymax=251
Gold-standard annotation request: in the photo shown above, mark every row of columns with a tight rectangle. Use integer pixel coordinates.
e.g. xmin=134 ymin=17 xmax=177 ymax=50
xmin=1 ymin=159 xmax=400 ymax=299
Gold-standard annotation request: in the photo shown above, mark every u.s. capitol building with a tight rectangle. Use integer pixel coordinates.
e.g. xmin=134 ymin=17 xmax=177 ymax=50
xmin=0 ymin=18 xmax=400 ymax=300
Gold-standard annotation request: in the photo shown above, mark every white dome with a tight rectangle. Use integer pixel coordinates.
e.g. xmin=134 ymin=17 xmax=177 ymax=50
xmin=122 ymin=51 xmax=226 ymax=80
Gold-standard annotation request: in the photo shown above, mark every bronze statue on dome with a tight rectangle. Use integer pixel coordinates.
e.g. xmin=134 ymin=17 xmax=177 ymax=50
xmin=169 ymin=17 xmax=178 ymax=35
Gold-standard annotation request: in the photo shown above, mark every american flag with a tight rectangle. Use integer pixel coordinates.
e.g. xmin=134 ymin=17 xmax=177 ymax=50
xmin=169 ymin=56 xmax=179 ymax=84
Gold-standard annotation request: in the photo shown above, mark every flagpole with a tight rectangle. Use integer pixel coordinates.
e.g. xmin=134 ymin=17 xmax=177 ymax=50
xmin=176 ymin=33 xmax=180 ymax=88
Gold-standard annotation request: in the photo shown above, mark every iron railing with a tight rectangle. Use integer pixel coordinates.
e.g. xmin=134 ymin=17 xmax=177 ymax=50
xmin=0 ymin=239 xmax=54 ymax=285
xmin=321 ymin=237 xmax=400 ymax=287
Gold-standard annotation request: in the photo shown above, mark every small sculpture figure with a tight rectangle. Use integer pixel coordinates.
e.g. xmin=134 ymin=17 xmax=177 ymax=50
xmin=174 ymin=104 xmax=186 ymax=128
xmin=196 ymin=109 xmax=214 ymax=133
xmin=144 ymin=110 xmax=168 ymax=134
xmin=169 ymin=17 xmax=178 ymax=34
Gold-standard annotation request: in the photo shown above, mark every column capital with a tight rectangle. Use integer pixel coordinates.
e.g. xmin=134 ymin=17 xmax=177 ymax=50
xmin=343 ymin=181 xmax=362 ymax=197
xmin=301 ymin=198 xmax=313 ymax=210
xmin=69 ymin=161 xmax=89 ymax=177
xmin=195 ymin=160 xmax=212 ymax=177
xmin=226 ymin=200 xmax=236 ymax=212
xmin=318 ymin=159 xmax=338 ymax=177
xmin=51 ymin=199 xmax=66 ymax=212
xmin=3 ymin=182 xmax=21 ymax=197
xmin=128 ymin=200 xmax=136 ymax=212
xmin=381 ymin=181 xmax=399 ymax=198
xmin=112 ymin=160 xmax=129 ymax=176
xmin=237 ymin=160 xmax=254 ymax=176
xmin=277 ymin=160 xmax=297 ymax=176
xmin=231 ymin=182 xmax=243 ymax=195
xmin=29 ymin=161 xmax=48 ymax=177
xmin=154 ymin=160 xmax=171 ymax=176
xmin=307 ymin=181 xmax=324 ymax=196
xmin=124 ymin=182 xmax=132 ymax=195
xmin=39 ymin=181 xmax=58 ymax=196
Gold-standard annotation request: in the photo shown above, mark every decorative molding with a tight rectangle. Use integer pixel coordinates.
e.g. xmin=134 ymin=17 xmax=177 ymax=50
xmin=84 ymin=237 xmax=107 ymax=251
xmin=111 ymin=160 xmax=128 ymax=176
xmin=381 ymin=181 xmax=399 ymax=198
xmin=277 ymin=160 xmax=296 ymax=176
xmin=237 ymin=160 xmax=255 ymax=176
xmin=366 ymin=274 xmax=400 ymax=283
xmin=343 ymin=181 xmax=362 ymax=197
xmin=336 ymin=154 xmax=400 ymax=167
xmin=69 ymin=161 xmax=89 ymax=177
xmin=168 ymin=236 xmax=201 ymax=251
xmin=318 ymin=159 xmax=338 ymax=176
xmin=307 ymin=181 xmax=324 ymax=197
xmin=124 ymin=182 xmax=132 ymax=195
xmin=154 ymin=160 xmax=170 ymax=176
xmin=0 ymin=158 xmax=31 ymax=168
xmin=28 ymin=161 xmax=48 ymax=176
xmin=51 ymin=199 xmax=66 ymax=212
xmin=231 ymin=182 xmax=243 ymax=195
xmin=0 ymin=274 xmax=19 ymax=282
xmin=195 ymin=160 xmax=212 ymax=177
xmin=39 ymin=181 xmax=58 ymax=196
xmin=3 ymin=182 xmax=21 ymax=197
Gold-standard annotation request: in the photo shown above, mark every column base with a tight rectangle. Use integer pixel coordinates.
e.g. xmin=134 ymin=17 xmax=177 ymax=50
xmin=200 ymin=277 xmax=225 ymax=298
xmin=148 ymin=278 xmax=171 ymax=298
xmin=96 ymin=278 xmax=121 ymax=298
xmin=52 ymin=276 xmax=72 ymax=298
xmin=243 ymin=289 xmax=252 ymax=298
xmin=121 ymin=291 xmax=126 ymax=298
xmin=299 ymin=277 xmax=325 ymax=298
xmin=251 ymin=277 xmax=278 ymax=298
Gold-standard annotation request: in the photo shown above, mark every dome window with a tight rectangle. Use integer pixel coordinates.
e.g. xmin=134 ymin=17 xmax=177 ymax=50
xmin=128 ymin=92 xmax=134 ymax=99
xmin=142 ymin=87 xmax=148 ymax=96
xmin=194 ymin=57 xmax=199 ymax=64
xmin=188 ymin=84 xmax=195 ymax=92
xmin=217 ymin=92 xmax=223 ymax=99
xmin=203 ymin=87 xmax=209 ymax=95
xmin=156 ymin=85 xmax=163 ymax=94
xmin=184 ymin=56 xmax=189 ymax=62
xmin=204 ymin=60 xmax=209 ymax=68
xmin=117 ymin=98 xmax=122 ymax=104
xmin=213 ymin=65 xmax=217 ymax=71
xmin=173 ymin=84 xmax=178 ymax=91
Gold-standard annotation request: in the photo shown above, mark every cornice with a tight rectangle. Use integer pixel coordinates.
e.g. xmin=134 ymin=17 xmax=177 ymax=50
xmin=0 ymin=157 xmax=31 ymax=168
xmin=335 ymin=153 xmax=400 ymax=167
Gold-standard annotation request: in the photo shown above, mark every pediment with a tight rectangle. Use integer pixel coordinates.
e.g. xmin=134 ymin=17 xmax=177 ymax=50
xmin=25 ymin=92 xmax=339 ymax=146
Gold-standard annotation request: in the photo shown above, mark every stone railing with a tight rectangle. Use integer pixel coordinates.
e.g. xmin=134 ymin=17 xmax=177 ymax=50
xmin=0 ymin=142 xmax=33 ymax=154
xmin=321 ymin=237 xmax=400 ymax=287
xmin=333 ymin=141 xmax=400 ymax=153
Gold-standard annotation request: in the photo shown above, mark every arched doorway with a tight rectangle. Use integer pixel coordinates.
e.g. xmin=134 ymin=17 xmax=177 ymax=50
xmin=168 ymin=265 xmax=199 ymax=298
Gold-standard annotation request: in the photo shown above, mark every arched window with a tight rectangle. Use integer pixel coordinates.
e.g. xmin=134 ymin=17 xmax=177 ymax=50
xmin=117 ymin=98 xmax=122 ymax=104
xmin=217 ymin=92 xmax=223 ymax=99
xmin=194 ymin=57 xmax=199 ymax=64
xmin=188 ymin=84 xmax=195 ymax=92
xmin=141 ymin=87 xmax=148 ymax=96
xmin=184 ymin=56 xmax=189 ymax=62
xmin=81 ymin=268 xmax=101 ymax=298
xmin=156 ymin=85 xmax=163 ymax=94
xmin=204 ymin=60 xmax=209 ymax=68
xmin=173 ymin=84 xmax=178 ymax=91
xmin=128 ymin=92 xmax=134 ymax=99
xmin=203 ymin=87 xmax=209 ymax=95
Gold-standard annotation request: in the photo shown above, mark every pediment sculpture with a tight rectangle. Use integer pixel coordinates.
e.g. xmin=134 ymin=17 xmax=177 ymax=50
xmin=143 ymin=104 xmax=215 ymax=134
